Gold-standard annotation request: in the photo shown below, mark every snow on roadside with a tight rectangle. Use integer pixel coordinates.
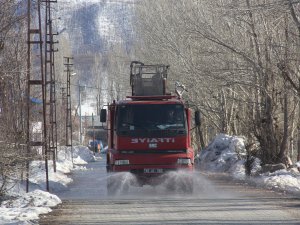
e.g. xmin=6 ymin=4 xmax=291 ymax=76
xmin=1 ymin=190 xmax=61 ymax=224
xmin=197 ymin=133 xmax=300 ymax=195
xmin=255 ymin=169 xmax=300 ymax=193
xmin=197 ymin=134 xmax=247 ymax=176
xmin=0 ymin=145 xmax=95 ymax=225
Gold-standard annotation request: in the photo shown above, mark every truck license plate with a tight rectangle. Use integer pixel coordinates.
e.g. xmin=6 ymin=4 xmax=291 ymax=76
xmin=144 ymin=168 xmax=163 ymax=173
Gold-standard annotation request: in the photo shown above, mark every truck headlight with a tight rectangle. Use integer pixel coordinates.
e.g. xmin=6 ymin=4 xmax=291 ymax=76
xmin=115 ymin=159 xmax=130 ymax=165
xmin=177 ymin=158 xmax=192 ymax=165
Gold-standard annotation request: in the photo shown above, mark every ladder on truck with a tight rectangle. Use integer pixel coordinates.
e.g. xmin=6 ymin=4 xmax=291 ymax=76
xmin=130 ymin=61 xmax=169 ymax=96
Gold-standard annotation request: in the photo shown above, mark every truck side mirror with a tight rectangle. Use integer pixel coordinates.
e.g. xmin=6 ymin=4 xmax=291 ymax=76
xmin=100 ymin=109 xmax=107 ymax=123
xmin=195 ymin=110 xmax=201 ymax=126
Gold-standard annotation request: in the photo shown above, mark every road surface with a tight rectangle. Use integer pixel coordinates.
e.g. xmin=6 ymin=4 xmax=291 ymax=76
xmin=39 ymin=156 xmax=300 ymax=225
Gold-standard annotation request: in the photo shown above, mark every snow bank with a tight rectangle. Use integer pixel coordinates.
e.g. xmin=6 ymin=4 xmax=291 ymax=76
xmin=198 ymin=133 xmax=300 ymax=195
xmin=57 ymin=145 xmax=96 ymax=166
xmin=0 ymin=145 xmax=95 ymax=224
xmin=197 ymin=134 xmax=247 ymax=178
xmin=27 ymin=146 xmax=95 ymax=192
xmin=0 ymin=190 xmax=61 ymax=223
xmin=255 ymin=170 xmax=300 ymax=193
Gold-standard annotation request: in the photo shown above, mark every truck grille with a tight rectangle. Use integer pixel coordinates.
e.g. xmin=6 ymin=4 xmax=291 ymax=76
xmin=130 ymin=168 xmax=177 ymax=174
xmin=118 ymin=129 xmax=186 ymax=137
xmin=120 ymin=149 xmax=187 ymax=154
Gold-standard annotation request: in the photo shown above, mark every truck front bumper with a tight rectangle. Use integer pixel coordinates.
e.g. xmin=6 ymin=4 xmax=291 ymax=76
xmin=111 ymin=164 xmax=193 ymax=186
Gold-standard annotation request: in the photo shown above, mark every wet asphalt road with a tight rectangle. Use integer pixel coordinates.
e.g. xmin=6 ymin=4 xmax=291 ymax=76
xmin=39 ymin=156 xmax=300 ymax=225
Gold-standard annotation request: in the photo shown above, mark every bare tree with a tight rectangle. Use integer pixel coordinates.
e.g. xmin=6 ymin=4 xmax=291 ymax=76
xmin=132 ymin=0 xmax=300 ymax=166
xmin=0 ymin=0 xmax=28 ymax=195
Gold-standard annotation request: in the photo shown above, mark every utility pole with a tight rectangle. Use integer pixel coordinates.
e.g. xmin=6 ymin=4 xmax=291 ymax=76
xmin=84 ymin=113 xmax=88 ymax=144
xmin=60 ymin=87 xmax=66 ymax=145
xmin=298 ymin=79 xmax=300 ymax=162
xmin=92 ymin=113 xmax=95 ymax=153
xmin=79 ymin=82 xmax=82 ymax=144
xmin=26 ymin=0 xmax=49 ymax=192
xmin=44 ymin=0 xmax=58 ymax=173
xmin=78 ymin=83 xmax=86 ymax=144
xmin=96 ymin=94 xmax=101 ymax=115
xmin=64 ymin=57 xmax=74 ymax=166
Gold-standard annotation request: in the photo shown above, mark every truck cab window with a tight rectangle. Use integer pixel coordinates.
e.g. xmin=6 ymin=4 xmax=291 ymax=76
xmin=116 ymin=104 xmax=186 ymax=134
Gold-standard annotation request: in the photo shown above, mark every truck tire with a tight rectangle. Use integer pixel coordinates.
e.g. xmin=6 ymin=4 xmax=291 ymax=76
xmin=107 ymin=176 xmax=118 ymax=196
xmin=107 ymin=175 xmax=130 ymax=196
xmin=183 ymin=176 xmax=194 ymax=194
xmin=178 ymin=176 xmax=193 ymax=194
xmin=182 ymin=177 xmax=193 ymax=194
xmin=166 ymin=175 xmax=193 ymax=194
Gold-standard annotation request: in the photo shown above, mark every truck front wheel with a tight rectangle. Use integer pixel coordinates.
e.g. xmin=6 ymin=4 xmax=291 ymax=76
xmin=107 ymin=176 xmax=117 ymax=195
xmin=165 ymin=174 xmax=193 ymax=194
xmin=107 ymin=174 xmax=129 ymax=196
xmin=181 ymin=177 xmax=193 ymax=194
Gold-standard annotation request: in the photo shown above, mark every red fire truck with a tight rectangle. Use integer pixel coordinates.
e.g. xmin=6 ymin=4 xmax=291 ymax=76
xmin=100 ymin=61 xmax=200 ymax=194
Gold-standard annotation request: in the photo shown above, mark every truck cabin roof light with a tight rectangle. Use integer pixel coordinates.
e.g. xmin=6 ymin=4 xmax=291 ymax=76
xmin=177 ymin=158 xmax=191 ymax=165
xmin=115 ymin=159 xmax=130 ymax=166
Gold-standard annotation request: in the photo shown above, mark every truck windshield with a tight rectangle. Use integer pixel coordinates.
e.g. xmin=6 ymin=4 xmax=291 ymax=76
xmin=117 ymin=104 xmax=186 ymax=133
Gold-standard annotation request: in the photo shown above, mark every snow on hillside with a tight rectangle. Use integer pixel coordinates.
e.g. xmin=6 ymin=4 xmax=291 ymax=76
xmin=56 ymin=0 xmax=135 ymax=54
xmin=197 ymin=134 xmax=300 ymax=195
xmin=0 ymin=146 xmax=95 ymax=225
